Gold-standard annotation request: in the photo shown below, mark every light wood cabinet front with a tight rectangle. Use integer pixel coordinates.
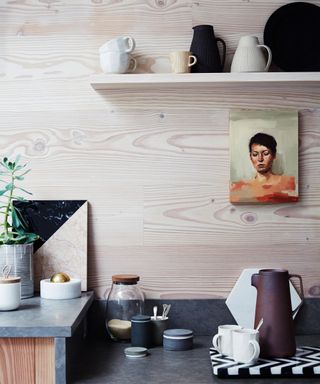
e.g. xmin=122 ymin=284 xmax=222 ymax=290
xmin=0 ymin=338 xmax=55 ymax=384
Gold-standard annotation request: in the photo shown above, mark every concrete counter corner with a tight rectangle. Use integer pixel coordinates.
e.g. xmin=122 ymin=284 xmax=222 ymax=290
xmin=0 ymin=292 xmax=94 ymax=384
xmin=0 ymin=292 xmax=94 ymax=338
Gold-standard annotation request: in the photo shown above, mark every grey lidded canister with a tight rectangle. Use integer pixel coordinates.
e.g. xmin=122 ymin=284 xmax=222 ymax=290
xmin=131 ymin=315 xmax=152 ymax=348
xmin=151 ymin=316 xmax=169 ymax=346
xmin=163 ymin=329 xmax=193 ymax=351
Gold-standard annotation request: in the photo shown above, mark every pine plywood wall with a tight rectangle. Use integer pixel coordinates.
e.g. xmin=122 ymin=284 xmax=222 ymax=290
xmin=1 ymin=0 xmax=320 ymax=299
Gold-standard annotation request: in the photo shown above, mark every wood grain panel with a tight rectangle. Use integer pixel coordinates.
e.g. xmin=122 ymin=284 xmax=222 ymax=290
xmin=0 ymin=0 xmax=192 ymax=36
xmin=1 ymin=0 xmax=320 ymax=300
xmin=35 ymin=338 xmax=55 ymax=384
xmin=1 ymin=82 xmax=320 ymax=112
xmin=91 ymin=244 xmax=320 ymax=299
xmin=143 ymin=184 xmax=320 ymax=244
xmin=0 ymin=338 xmax=35 ymax=384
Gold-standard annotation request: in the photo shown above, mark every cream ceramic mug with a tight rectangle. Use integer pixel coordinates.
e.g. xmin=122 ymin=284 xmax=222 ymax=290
xmin=212 ymin=324 xmax=242 ymax=357
xmin=100 ymin=52 xmax=137 ymax=74
xmin=170 ymin=51 xmax=197 ymax=73
xmin=99 ymin=36 xmax=136 ymax=54
xmin=232 ymin=328 xmax=260 ymax=364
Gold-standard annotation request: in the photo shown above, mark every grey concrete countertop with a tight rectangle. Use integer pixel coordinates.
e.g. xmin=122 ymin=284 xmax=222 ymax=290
xmin=0 ymin=292 xmax=94 ymax=337
xmin=70 ymin=335 xmax=320 ymax=384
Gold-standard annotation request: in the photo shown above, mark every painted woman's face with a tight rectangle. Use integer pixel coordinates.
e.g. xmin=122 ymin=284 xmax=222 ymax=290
xmin=250 ymin=144 xmax=275 ymax=174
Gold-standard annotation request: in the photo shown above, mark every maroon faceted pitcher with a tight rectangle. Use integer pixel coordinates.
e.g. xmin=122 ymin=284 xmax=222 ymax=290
xmin=251 ymin=269 xmax=304 ymax=358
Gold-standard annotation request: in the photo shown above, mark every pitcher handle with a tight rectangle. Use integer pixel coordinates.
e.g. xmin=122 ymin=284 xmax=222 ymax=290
xmin=289 ymin=274 xmax=304 ymax=316
xmin=216 ymin=37 xmax=226 ymax=70
xmin=251 ymin=273 xmax=259 ymax=288
xmin=257 ymin=44 xmax=272 ymax=71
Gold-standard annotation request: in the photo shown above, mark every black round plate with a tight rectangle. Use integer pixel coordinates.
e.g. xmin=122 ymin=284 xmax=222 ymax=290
xmin=264 ymin=2 xmax=320 ymax=71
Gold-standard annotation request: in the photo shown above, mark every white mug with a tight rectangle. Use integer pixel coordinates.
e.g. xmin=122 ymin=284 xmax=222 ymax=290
xmin=99 ymin=36 xmax=136 ymax=54
xmin=100 ymin=52 xmax=137 ymax=74
xmin=232 ymin=328 xmax=260 ymax=364
xmin=212 ymin=324 xmax=242 ymax=357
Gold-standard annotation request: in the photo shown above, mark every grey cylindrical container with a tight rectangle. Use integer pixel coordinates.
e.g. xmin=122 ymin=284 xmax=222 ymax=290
xmin=163 ymin=329 xmax=193 ymax=351
xmin=131 ymin=315 xmax=152 ymax=348
xmin=151 ymin=316 xmax=169 ymax=346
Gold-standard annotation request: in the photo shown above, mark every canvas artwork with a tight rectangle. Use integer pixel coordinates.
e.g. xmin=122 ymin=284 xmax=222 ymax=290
xmin=229 ymin=110 xmax=299 ymax=204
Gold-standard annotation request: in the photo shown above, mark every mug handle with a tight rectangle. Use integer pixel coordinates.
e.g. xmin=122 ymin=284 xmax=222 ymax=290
xmin=124 ymin=37 xmax=136 ymax=53
xmin=212 ymin=334 xmax=222 ymax=353
xmin=289 ymin=274 xmax=304 ymax=316
xmin=216 ymin=37 xmax=226 ymax=70
xmin=246 ymin=340 xmax=260 ymax=364
xmin=188 ymin=55 xmax=197 ymax=67
xmin=128 ymin=57 xmax=137 ymax=73
xmin=258 ymin=44 xmax=272 ymax=71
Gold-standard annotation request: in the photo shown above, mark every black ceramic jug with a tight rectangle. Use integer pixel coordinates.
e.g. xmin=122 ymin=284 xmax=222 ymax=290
xmin=190 ymin=25 xmax=226 ymax=73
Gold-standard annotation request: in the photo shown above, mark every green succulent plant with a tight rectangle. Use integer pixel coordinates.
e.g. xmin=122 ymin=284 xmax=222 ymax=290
xmin=0 ymin=155 xmax=39 ymax=245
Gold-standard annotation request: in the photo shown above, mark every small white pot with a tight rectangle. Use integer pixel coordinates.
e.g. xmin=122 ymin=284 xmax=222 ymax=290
xmin=0 ymin=277 xmax=21 ymax=311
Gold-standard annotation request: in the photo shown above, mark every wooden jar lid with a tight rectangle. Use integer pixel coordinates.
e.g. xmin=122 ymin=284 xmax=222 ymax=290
xmin=112 ymin=274 xmax=140 ymax=284
xmin=0 ymin=276 xmax=21 ymax=284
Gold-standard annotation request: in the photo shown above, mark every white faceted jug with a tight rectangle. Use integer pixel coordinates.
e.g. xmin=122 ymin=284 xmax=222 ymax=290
xmin=231 ymin=35 xmax=272 ymax=72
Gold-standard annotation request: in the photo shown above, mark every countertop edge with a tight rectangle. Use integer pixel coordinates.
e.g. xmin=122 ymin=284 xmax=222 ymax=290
xmin=0 ymin=292 xmax=95 ymax=338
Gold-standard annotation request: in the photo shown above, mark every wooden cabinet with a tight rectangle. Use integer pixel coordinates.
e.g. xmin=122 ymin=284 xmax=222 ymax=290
xmin=0 ymin=338 xmax=55 ymax=384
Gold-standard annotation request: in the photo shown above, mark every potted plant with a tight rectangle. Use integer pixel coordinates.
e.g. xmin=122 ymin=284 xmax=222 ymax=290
xmin=0 ymin=155 xmax=38 ymax=298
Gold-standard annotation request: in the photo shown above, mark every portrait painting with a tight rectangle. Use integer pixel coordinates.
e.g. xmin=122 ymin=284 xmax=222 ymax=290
xmin=229 ymin=110 xmax=299 ymax=204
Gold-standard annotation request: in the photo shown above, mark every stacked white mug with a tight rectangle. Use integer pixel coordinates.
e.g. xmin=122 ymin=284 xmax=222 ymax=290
xmin=212 ymin=324 xmax=260 ymax=364
xmin=99 ymin=36 xmax=137 ymax=74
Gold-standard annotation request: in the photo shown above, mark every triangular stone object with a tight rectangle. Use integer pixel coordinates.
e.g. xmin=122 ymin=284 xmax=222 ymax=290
xmin=34 ymin=202 xmax=88 ymax=291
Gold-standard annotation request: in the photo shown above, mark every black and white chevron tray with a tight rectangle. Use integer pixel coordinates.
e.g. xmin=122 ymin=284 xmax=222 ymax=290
xmin=210 ymin=346 xmax=320 ymax=378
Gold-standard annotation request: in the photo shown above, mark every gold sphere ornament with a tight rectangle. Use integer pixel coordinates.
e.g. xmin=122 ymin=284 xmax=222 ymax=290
xmin=50 ymin=272 xmax=71 ymax=283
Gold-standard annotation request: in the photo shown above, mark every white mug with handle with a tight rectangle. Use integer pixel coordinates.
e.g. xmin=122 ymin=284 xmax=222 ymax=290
xmin=212 ymin=324 xmax=242 ymax=357
xmin=99 ymin=36 xmax=136 ymax=54
xmin=232 ymin=328 xmax=260 ymax=364
xmin=100 ymin=52 xmax=137 ymax=74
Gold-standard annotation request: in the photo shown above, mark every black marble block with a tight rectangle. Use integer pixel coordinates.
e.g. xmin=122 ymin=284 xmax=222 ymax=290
xmin=13 ymin=200 xmax=87 ymax=251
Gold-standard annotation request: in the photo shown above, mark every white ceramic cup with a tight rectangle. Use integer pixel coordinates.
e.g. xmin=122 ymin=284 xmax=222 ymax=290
xmin=100 ymin=52 xmax=137 ymax=74
xmin=232 ymin=328 xmax=260 ymax=364
xmin=99 ymin=36 xmax=136 ymax=54
xmin=212 ymin=324 xmax=242 ymax=357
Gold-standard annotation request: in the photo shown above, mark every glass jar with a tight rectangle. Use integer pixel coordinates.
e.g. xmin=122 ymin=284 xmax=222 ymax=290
xmin=105 ymin=274 xmax=144 ymax=341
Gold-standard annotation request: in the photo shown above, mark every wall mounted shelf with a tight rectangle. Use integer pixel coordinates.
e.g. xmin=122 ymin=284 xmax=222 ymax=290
xmin=90 ymin=72 xmax=320 ymax=90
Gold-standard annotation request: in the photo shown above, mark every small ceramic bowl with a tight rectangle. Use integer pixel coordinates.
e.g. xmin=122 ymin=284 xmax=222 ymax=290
xmin=40 ymin=278 xmax=81 ymax=300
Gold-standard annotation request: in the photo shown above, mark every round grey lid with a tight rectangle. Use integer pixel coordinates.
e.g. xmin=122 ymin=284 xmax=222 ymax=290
xmin=163 ymin=329 xmax=193 ymax=337
xmin=131 ymin=315 xmax=151 ymax=323
xmin=124 ymin=347 xmax=148 ymax=357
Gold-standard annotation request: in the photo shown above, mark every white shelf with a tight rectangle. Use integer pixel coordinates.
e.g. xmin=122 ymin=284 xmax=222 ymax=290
xmin=90 ymin=72 xmax=320 ymax=90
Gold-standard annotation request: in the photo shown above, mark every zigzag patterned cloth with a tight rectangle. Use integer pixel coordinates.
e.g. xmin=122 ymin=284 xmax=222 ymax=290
xmin=210 ymin=346 xmax=320 ymax=378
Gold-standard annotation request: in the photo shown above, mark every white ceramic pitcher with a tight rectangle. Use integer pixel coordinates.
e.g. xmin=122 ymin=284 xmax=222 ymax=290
xmin=231 ymin=36 xmax=272 ymax=72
